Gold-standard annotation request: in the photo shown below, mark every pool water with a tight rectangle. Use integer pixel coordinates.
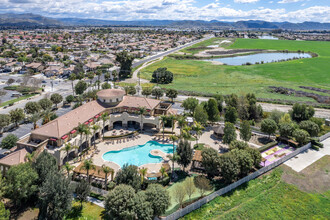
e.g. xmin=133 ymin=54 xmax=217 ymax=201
xmin=205 ymin=52 xmax=311 ymax=65
xmin=102 ymin=141 xmax=175 ymax=167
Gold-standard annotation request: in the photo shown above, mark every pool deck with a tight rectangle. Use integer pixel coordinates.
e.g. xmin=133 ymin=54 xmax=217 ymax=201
xmin=91 ymin=132 xmax=173 ymax=174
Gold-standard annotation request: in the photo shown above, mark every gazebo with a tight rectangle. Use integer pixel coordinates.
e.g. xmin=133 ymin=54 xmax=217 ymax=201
xmin=213 ymin=125 xmax=225 ymax=138
xmin=191 ymin=150 xmax=203 ymax=171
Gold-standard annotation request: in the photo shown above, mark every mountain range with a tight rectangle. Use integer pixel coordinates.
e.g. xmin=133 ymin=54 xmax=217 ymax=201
xmin=0 ymin=13 xmax=330 ymax=30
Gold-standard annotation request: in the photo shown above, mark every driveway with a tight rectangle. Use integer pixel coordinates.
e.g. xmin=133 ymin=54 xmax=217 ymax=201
xmin=284 ymin=138 xmax=330 ymax=172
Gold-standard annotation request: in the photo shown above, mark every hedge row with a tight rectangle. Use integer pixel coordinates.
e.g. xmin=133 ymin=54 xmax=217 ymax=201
xmin=258 ymin=141 xmax=278 ymax=152
xmin=103 ymin=131 xmax=137 ymax=139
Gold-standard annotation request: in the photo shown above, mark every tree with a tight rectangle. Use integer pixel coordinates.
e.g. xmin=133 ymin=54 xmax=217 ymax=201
xmin=116 ymin=51 xmax=134 ymax=78
xmin=160 ymin=115 xmax=168 ymax=140
xmin=104 ymin=72 xmax=111 ymax=83
xmin=279 ymin=122 xmax=295 ymax=138
xmin=75 ymin=180 xmax=91 ymax=209
xmin=206 ymin=98 xmax=220 ymax=123
xmin=62 ymin=162 xmax=74 ymax=179
xmin=105 ymin=184 xmax=150 ymax=219
xmin=99 ymin=165 xmax=114 ymax=190
xmin=0 ymin=114 xmax=11 ymax=130
xmin=38 ymin=98 xmax=53 ymax=110
xmin=0 ymin=134 xmax=18 ymax=149
xmin=34 ymin=151 xmax=58 ymax=185
xmin=151 ymin=87 xmax=164 ymax=99
xmin=137 ymin=107 xmax=147 ymax=131
xmin=61 ymin=143 xmax=78 ymax=163
xmin=237 ymin=96 xmax=249 ymax=120
xmin=214 ymin=94 xmax=224 ymax=114
xmin=166 ymin=89 xmax=178 ymax=102
xmin=142 ymin=87 xmax=152 ymax=97
xmin=231 ymin=149 xmax=253 ymax=176
xmin=115 ymin=164 xmax=141 ymax=191
xmin=91 ymin=124 xmax=100 ymax=149
xmin=219 ymin=153 xmax=239 ymax=183
xmin=145 ymin=184 xmax=170 ymax=217
xmin=169 ymin=135 xmax=178 ymax=178
xmin=182 ymin=97 xmax=199 ymax=115
xmin=139 ymin=168 xmax=148 ymax=184
xmin=38 ymin=170 xmax=73 ymax=220
xmin=176 ymin=140 xmax=193 ymax=171
xmin=240 ymin=120 xmax=252 ymax=142
xmin=65 ymin=95 xmax=75 ymax=104
xmin=290 ymin=103 xmax=315 ymax=122
xmin=24 ymin=101 xmax=41 ymax=114
xmin=245 ymin=147 xmax=262 ymax=168
xmin=151 ymin=67 xmax=174 ymax=84
xmin=5 ymin=163 xmax=38 ymax=206
xmin=75 ymin=80 xmax=88 ymax=95
xmin=261 ymin=119 xmax=278 ymax=139
xmin=102 ymin=82 xmax=111 ymax=89
xmin=225 ymin=94 xmax=238 ymax=109
xmin=69 ymin=73 xmax=76 ymax=96
xmin=80 ymin=159 xmax=96 ymax=183
xmin=192 ymin=122 xmax=204 ymax=146
xmin=159 ymin=166 xmax=168 ymax=179
xmin=225 ymin=106 xmax=238 ymax=124
xmin=201 ymin=147 xmax=220 ymax=178
xmin=50 ymin=93 xmax=63 ymax=108
xmin=193 ymin=105 xmax=208 ymax=125
xmin=0 ymin=202 xmax=9 ymax=220
xmin=9 ymin=108 xmax=25 ymax=127
xmin=223 ymin=122 xmax=237 ymax=144
xmin=270 ymin=109 xmax=283 ymax=124
xmin=299 ymin=120 xmax=320 ymax=137
xmin=279 ymin=113 xmax=292 ymax=124
xmin=293 ymin=129 xmax=310 ymax=146
xmin=173 ymin=183 xmax=186 ymax=209
xmin=194 ymin=175 xmax=212 ymax=197
xmin=177 ymin=116 xmax=187 ymax=136
xmin=101 ymin=112 xmax=110 ymax=139
xmin=184 ymin=177 xmax=196 ymax=201
xmin=6 ymin=78 xmax=15 ymax=86
xmin=229 ymin=140 xmax=248 ymax=151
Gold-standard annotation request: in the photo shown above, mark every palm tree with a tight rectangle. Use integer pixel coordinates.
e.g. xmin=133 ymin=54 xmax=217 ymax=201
xmin=30 ymin=112 xmax=40 ymax=129
xmin=77 ymin=123 xmax=87 ymax=147
xmin=182 ymin=126 xmax=192 ymax=140
xmin=159 ymin=166 xmax=168 ymax=179
xmin=80 ymin=159 xmax=96 ymax=183
xmin=61 ymin=143 xmax=78 ymax=163
xmin=192 ymin=122 xmax=204 ymax=146
xmin=62 ymin=162 xmax=75 ymax=179
xmin=177 ymin=116 xmax=187 ymax=137
xmin=168 ymin=114 xmax=177 ymax=133
xmin=91 ymin=124 xmax=101 ymax=149
xmin=169 ymin=135 xmax=178 ymax=177
xmin=168 ymin=152 xmax=181 ymax=179
xmin=25 ymin=152 xmax=36 ymax=163
xmin=99 ymin=165 xmax=114 ymax=190
xmin=160 ymin=115 xmax=168 ymax=140
xmin=83 ymin=126 xmax=91 ymax=149
xmin=42 ymin=109 xmax=52 ymax=125
xmin=69 ymin=73 xmax=76 ymax=96
xmin=137 ymin=107 xmax=147 ymax=131
xmin=139 ymin=167 xmax=148 ymax=184
xmin=101 ymin=112 xmax=110 ymax=139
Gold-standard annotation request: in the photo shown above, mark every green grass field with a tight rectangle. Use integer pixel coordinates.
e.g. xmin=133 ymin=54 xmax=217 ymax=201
xmin=181 ymin=168 xmax=330 ymax=220
xmin=0 ymin=94 xmax=36 ymax=107
xmin=140 ymin=38 xmax=330 ymax=102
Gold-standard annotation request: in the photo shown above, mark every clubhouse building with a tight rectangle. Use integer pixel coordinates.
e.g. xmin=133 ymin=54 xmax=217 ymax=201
xmin=0 ymin=89 xmax=174 ymax=171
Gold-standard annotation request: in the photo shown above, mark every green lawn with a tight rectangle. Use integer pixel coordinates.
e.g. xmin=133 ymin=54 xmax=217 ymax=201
xmin=139 ymin=38 xmax=330 ymax=102
xmin=181 ymin=169 xmax=330 ymax=220
xmin=0 ymin=94 xmax=36 ymax=107
xmin=65 ymin=201 xmax=104 ymax=220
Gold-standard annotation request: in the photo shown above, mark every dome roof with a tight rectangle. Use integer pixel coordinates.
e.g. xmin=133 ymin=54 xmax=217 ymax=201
xmin=97 ymin=89 xmax=125 ymax=98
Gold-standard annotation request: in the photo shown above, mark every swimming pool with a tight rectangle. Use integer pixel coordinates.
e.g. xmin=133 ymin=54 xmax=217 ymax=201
xmin=102 ymin=141 xmax=175 ymax=167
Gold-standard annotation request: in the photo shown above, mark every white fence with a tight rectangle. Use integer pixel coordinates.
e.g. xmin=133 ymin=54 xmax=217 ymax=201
xmin=165 ymin=142 xmax=314 ymax=220
xmin=319 ymin=132 xmax=330 ymax=142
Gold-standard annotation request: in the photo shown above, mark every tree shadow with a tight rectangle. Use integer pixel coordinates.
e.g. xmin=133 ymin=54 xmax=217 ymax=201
xmin=65 ymin=204 xmax=83 ymax=219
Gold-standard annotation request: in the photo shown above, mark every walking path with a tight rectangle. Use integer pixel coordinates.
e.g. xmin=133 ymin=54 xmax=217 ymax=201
xmin=87 ymin=196 xmax=104 ymax=208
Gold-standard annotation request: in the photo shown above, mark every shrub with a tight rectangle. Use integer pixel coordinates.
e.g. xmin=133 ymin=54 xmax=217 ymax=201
xmin=0 ymin=134 xmax=19 ymax=149
xmin=258 ymin=141 xmax=277 ymax=152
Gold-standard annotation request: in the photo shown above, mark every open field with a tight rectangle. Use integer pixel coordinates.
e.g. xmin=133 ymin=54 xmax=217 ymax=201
xmin=181 ymin=167 xmax=330 ymax=220
xmin=179 ymin=37 xmax=225 ymax=55
xmin=139 ymin=38 xmax=330 ymax=102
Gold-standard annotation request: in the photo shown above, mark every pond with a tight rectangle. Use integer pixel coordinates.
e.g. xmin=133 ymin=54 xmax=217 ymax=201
xmin=205 ymin=52 xmax=312 ymax=66
xmin=258 ymin=35 xmax=279 ymax=40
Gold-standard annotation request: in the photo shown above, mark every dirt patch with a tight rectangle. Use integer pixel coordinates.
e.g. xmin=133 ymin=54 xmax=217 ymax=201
xmin=249 ymin=134 xmax=274 ymax=146
xmin=17 ymin=208 xmax=39 ymax=220
xmin=281 ymin=155 xmax=330 ymax=193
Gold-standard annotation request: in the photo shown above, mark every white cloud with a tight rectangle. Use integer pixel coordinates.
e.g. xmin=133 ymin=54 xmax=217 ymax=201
xmin=278 ymin=0 xmax=304 ymax=4
xmin=1 ymin=0 xmax=329 ymax=23
xmin=234 ymin=0 xmax=259 ymax=3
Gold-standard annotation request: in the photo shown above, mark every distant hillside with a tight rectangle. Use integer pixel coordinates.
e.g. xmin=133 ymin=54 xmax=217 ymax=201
xmin=0 ymin=13 xmax=62 ymax=27
xmin=0 ymin=13 xmax=329 ymax=30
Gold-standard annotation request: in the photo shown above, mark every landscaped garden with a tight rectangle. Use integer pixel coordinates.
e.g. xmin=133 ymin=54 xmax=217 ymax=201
xmin=139 ymin=38 xmax=330 ymax=103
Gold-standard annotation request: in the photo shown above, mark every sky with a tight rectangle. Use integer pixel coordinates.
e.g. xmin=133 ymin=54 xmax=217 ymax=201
xmin=0 ymin=0 xmax=329 ymax=22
